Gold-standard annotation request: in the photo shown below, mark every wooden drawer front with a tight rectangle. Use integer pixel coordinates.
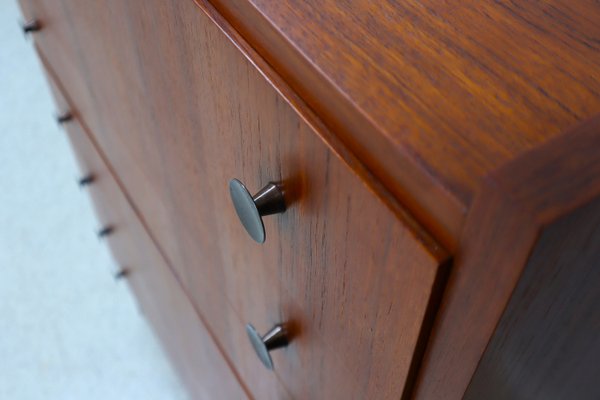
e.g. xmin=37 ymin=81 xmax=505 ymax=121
xmin=43 ymin=75 xmax=249 ymax=400
xmin=28 ymin=0 xmax=449 ymax=398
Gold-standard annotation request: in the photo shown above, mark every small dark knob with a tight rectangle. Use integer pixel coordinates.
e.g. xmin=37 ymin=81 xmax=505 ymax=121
xmin=246 ymin=323 xmax=289 ymax=370
xmin=97 ymin=225 xmax=114 ymax=238
xmin=78 ymin=174 xmax=95 ymax=187
xmin=22 ymin=19 xmax=41 ymax=34
xmin=56 ymin=111 xmax=73 ymax=125
xmin=114 ymin=268 xmax=129 ymax=280
xmin=229 ymin=179 xmax=286 ymax=243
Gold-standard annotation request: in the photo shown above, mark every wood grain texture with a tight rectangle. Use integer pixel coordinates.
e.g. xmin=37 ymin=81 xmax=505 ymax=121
xmin=22 ymin=0 xmax=600 ymax=398
xmin=26 ymin=3 xmax=291 ymax=398
xmin=464 ymin=195 xmax=600 ymax=400
xmin=23 ymin=0 xmax=450 ymax=398
xmin=413 ymin=114 xmax=600 ymax=400
xmin=208 ymin=0 xmax=600 ymax=248
xmin=42 ymin=68 xmax=250 ymax=399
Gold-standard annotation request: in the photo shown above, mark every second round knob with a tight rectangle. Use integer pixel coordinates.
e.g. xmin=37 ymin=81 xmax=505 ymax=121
xmin=246 ymin=323 xmax=289 ymax=370
xmin=229 ymin=179 xmax=286 ymax=243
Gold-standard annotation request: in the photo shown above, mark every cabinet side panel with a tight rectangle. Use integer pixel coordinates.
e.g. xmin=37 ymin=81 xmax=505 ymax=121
xmin=414 ymin=115 xmax=600 ymax=399
xmin=465 ymin=195 xmax=600 ymax=400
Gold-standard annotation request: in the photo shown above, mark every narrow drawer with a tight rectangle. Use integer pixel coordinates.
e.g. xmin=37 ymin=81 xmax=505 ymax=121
xmin=42 ymin=67 xmax=249 ymax=400
xmin=27 ymin=0 xmax=451 ymax=398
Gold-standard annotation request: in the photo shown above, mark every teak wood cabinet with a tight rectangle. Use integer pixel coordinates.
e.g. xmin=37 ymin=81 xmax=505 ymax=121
xmin=18 ymin=0 xmax=600 ymax=399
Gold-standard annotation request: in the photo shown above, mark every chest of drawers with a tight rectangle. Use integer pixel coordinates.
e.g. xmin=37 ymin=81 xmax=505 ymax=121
xmin=19 ymin=0 xmax=600 ymax=398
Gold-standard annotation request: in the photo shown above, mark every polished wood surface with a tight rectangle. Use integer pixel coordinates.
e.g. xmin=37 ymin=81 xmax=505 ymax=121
xmin=23 ymin=0 xmax=450 ymax=398
xmin=208 ymin=0 xmax=600 ymax=247
xmin=465 ymin=195 xmax=600 ymax=400
xmin=27 ymin=5 xmax=291 ymax=398
xmin=43 ymin=71 xmax=250 ymax=398
xmin=414 ymin=115 xmax=600 ymax=399
xmin=21 ymin=0 xmax=600 ymax=398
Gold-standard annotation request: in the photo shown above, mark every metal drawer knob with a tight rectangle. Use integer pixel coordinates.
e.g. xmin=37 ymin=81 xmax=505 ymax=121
xmin=114 ymin=268 xmax=129 ymax=280
xmin=78 ymin=174 xmax=95 ymax=187
xmin=97 ymin=225 xmax=114 ymax=239
xmin=246 ymin=323 xmax=289 ymax=370
xmin=56 ymin=111 xmax=73 ymax=125
xmin=229 ymin=179 xmax=286 ymax=243
xmin=22 ymin=19 xmax=41 ymax=34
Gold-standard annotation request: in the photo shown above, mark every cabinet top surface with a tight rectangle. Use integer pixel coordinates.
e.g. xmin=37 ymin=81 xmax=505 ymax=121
xmin=214 ymin=0 xmax=600 ymax=211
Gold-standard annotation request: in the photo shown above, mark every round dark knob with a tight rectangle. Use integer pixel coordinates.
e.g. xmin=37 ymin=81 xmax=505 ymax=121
xmin=229 ymin=179 xmax=286 ymax=243
xmin=97 ymin=225 xmax=114 ymax=239
xmin=56 ymin=111 xmax=73 ymax=125
xmin=78 ymin=174 xmax=95 ymax=187
xmin=114 ymin=268 xmax=129 ymax=280
xmin=246 ymin=323 xmax=289 ymax=370
xmin=22 ymin=19 xmax=41 ymax=34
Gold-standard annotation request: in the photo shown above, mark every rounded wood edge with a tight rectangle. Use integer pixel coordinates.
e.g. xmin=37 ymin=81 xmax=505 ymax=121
xmin=413 ymin=113 xmax=600 ymax=399
xmin=187 ymin=0 xmax=454 ymax=259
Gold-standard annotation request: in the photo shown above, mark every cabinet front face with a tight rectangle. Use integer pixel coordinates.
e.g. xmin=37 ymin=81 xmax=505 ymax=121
xmin=23 ymin=0 xmax=450 ymax=398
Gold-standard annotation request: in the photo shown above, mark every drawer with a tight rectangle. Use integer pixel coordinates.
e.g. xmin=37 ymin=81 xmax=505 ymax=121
xmin=42 ymin=69 xmax=249 ymax=400
xmin=27 ymin=0 xmax=451 ymax=398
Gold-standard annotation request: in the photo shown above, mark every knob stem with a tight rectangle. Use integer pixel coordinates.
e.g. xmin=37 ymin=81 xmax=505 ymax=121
xmin=22 ymin=19 xmax=41 ymax=34
xmin=253 ymin=183 xmax=286 ymax=216
xmin=262 ymin=324 xmax=289 ymax=351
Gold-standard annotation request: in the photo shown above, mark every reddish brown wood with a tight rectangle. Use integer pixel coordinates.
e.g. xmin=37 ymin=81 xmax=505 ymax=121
xmin=414 ymin=115 xmax=600 ymax=399
xmin=412 ymin=176 xmax=540 ymax=400
xmin=21 ymin=0 xmax=600 ymax=398
xmin=42 ymin=48 xmax=293 ymax=399
xmin=26 ymin=0 xmax=451 ymax=398
xmin=42 ymin=76 xmax=251 ymax=399
xmin=30 ymin=4 xmax=285 ymax=397
xmin=208 ymin=0 xmax=600 ymax=249
xmin=465 ymin=195 xmax=600 ymax=399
